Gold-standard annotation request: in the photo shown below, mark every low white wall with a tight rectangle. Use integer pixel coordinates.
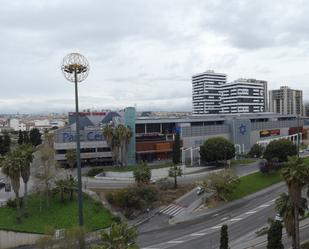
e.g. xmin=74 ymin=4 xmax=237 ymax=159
xmin=0 ymin=230 xmax=44 ymax=249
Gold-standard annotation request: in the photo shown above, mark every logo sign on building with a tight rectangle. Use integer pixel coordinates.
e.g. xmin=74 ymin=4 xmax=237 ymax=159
xmin=62 ymin=131 xmax=103 ymax=142
xmin=260 ymin=129 xmax=280 ymax=138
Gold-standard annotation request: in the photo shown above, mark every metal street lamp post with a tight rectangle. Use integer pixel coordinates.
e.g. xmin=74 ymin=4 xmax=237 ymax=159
xmin=61 ymin=53 xmax=89 ymax=227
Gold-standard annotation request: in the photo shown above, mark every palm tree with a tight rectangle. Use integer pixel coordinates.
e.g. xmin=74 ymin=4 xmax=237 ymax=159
xmin=103 ymin=125 xmax=119 ymax=166
xmin=103 ymin=125 xmax=114 ymax=149
xmin=92 ymin=223 xmax=139 ymax=249
xmin=1 ymin=150 xmax=23 ymax=223
xmin=19 ymin=144 xmax=34 ymax=211
xmin=115 ymin=125 xmax=132 ymax=167
xmin=66 ymin=149 xmax=76 ymax=172
xmin=281 ymin=156 xmax=309 ymax=249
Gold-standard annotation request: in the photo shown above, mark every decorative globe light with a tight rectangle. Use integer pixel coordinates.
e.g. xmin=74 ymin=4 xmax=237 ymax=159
xmin=61 ymin=53 xmax=89 ymax=83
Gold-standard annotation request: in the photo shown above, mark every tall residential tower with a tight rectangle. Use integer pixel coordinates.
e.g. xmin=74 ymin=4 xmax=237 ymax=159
xmin=192 ymin=70 xmax=226 ymax=115
xmin=269 ymin=86 xmax=303 ymax=115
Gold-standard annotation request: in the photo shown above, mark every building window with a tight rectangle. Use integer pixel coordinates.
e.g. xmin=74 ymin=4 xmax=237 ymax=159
xmin=97 ymin=147 xmax=111 ymax=152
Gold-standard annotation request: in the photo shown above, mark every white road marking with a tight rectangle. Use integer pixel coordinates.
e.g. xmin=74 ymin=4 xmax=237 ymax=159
xmin=212 ymin=213 xmax=219 ymax=217
xmin=245 ymin=211 xmax=257 ymax=214
xmin=259 ymin=204 xmax=270 ymax=208
xmin=211 ymin=225 xmax=222 ymax=229
xmin=167 ymin=240 xmax=184 ymax=244
xmin=221 ymin=217 xmax=228 ymax=221
xmin=230 ymin=218 xmax=243 ymax=221
xmin=160 ymin=204 xmax=184 ymax=217
xmin=190 ymin=233 xmax=207 ymax=236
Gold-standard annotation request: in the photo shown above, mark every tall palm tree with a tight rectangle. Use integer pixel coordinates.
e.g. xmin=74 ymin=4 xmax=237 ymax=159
xmin=281 ymin=156 xmax=309 ymax=249
xmin=103 ymin=125 xmax=119 ymax=166
xmin=92 ymin=223 xmax=139 ymax=249
xmin=115 ymin=125 xmax=131 ymax=167
xmin=1 ymin=150 xmax=23 ymax=223
xmin=19 ymin=144 xmax=34 ymax=210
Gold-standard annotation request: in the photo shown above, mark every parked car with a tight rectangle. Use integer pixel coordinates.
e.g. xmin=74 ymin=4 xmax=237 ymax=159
xmin=196 ymin=186 xmax=205 ymax=195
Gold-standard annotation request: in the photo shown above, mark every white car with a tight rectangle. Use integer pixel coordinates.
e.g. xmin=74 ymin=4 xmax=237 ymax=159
xmin=196 ymin=186 xmax=205 ymax=195
xmin=275 ymin=213 xmax=283 ymax=222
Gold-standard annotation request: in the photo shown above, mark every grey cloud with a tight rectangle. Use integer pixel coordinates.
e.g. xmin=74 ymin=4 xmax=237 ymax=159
xmin=199 ymin=0 xmax=309 ymax=50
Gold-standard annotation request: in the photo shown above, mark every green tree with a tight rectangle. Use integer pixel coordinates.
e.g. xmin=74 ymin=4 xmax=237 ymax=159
xmin=2 ymin=132 xmax=11 ymax=155
xmin=200 ymin=137 xmax=235 ymax=165
xmin=23 ymin=131 xmax=30 ymax=144
xmin=168 ymin=164 xmax=182 ymax=189
xmin=19 ymin=144 xmax=34 ymax=211
xmin=264 ymin=139 xmax=297 ymax=162
xmin=133 ymin=161 xmax=151 ymax=185
xmin=34 ymin=143 xmax=57 ymax=208
xmin=203 ymin=169 xmax=240 ymax=202
xmin=267 ymin=220 xmax=284 ymax=249
xmin=92 ymin=223 xmax=139 ymax=249
xmin=280 ymin=156 xmax=309 ymax=249
xmin=66 ymin=149 xmax=77 ymax=171
xmin=220 ymin=224 xmax=229 ymax=249
xmin=248 ymin=144 xmax=264 ymax=158
xmin=172 ymin=133 xmax=181 ymax=165
xmin=0 ymin=135 xmax=4 ymax=156
xmin=29 ymin=128 xmax=42 ymax=147
xmin=18 ymin=130 xmax=24 ymax=145
xmin=1 ymin=150 xmax=23 ymax=223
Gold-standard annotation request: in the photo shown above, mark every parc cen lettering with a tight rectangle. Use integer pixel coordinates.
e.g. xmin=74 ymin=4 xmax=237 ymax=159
xmin=62 ymin=131 xmax=103 ymax=142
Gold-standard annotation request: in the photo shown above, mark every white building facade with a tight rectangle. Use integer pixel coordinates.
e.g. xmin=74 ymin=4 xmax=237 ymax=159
xmin=192 ymin=70 xmax=226 ymax=115
xmin=192 ymin=71 xmax=267 ymax=114
xmin=220 ymin=78 xmax=267 ymax=114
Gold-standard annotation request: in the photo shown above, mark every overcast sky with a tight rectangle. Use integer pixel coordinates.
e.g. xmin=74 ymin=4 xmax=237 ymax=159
xmin=1 ymin=0 xmax=309 ymax=114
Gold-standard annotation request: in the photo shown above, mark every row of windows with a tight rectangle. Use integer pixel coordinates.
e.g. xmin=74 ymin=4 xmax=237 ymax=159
xmin=56 ymin=147 xmax=110 ymax=154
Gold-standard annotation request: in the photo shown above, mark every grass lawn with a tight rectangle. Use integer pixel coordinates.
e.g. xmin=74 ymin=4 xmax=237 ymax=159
xmin=227 ymin=171 xmax=282 ymax=201
xmin=230 ymin=159 xmax=257 ymax=167
xmin=0 ymin=194 xmax=115 ymax=234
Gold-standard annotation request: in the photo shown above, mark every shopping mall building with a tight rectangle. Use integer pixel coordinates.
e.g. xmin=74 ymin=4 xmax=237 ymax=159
xmin=53 ymin=107 xmax=309 ymax=166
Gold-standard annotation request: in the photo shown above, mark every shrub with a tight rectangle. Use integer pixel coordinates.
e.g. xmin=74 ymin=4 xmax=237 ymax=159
xmin=106 ymin=185 xmax=159 ymax=218
xmin=6 ymin=198 xmax=23 ymax=208
xmin=87 ymin=167 xmax=105 ymax=177
xmin=133 ymin=161 xmax=151 ymax=184
xmin=203 ymin=169 xmax=240 ymax=201
xmin=157 ymin=178 xmax=174 ymax=190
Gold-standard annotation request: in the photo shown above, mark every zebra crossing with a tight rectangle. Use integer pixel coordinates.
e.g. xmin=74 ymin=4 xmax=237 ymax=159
xmin=159 ymin=203 xmax=185 ymax=217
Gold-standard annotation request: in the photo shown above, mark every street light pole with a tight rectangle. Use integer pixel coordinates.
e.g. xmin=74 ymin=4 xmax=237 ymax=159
xmin=61 ymin=53 xmax=89 ymax=229
xmin=74 ymin=69 xmax=84 ymax=226
xmin=297 ymin=113 xmax=300 ymax=158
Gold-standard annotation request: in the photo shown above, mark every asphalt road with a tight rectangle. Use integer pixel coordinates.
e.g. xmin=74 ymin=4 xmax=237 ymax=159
xmin=137 ymin=182 xmax=287 ymax=249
